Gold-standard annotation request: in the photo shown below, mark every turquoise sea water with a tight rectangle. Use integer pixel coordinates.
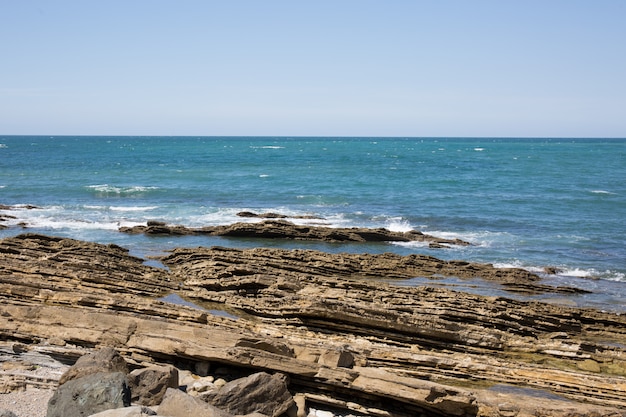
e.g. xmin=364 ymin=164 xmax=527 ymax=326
xmin=1 ymin=136 xmax=625 ymax=309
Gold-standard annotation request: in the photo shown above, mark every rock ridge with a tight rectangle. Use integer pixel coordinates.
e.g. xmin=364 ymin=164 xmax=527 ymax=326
xmin=119 ymin=219 xmax=472 ymax=248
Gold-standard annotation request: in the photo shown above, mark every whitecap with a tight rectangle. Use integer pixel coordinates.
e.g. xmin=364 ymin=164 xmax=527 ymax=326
xmin=86 ymin=184 xmax=159 ymax=194
xmin=109 ymin=206 xmax=158 ymax=212
xmin=250 ymin=146 xmax=285 ymax=149
xmin=0 ymin=144 xmax=7 ymax=149
xmin=7 ymin=215 xmax=134 ymax=231
xmin=590 ymin=190 xmax=616 ymax=195
xmin=607 ymin=272 xmax=626 ymax=282
xmin=493 ymin=261 xmax=526 ymax=269
xmin=190 ymin=206 xmax=316 ymax=227
xmin=87 ymin=184 xmax=121 ymax=193
xmin=426 ymin=230 xmax=512 ymax=247
xmin=474 ymin=147 xmax=485 ymax=151
xmin=390 ymin=240 xmax=433 ymax=249
xmin=125 ymin=186 xmax=159 ymax=193
xmin=259 ymin=174 xmax=270 ymax=178
xmin=558 ymin=267 xmax=626 ymax=282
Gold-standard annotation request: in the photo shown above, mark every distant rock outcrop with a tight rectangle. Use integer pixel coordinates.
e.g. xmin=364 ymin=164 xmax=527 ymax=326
xmin=120 ymin=219 xmax=471 ymax=247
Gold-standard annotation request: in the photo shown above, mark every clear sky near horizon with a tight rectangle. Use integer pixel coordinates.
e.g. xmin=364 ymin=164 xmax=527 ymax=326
xmin=1 ymin=1 xmax=625 ymax=137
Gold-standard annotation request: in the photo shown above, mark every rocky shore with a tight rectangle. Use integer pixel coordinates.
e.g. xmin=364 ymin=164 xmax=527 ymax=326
xmin=1 ymin=230 xmax=626 ymax=416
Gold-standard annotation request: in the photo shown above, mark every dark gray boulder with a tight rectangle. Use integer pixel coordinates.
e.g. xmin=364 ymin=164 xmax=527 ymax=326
xmin=46 ymin=372 xmax=131 ymax=417
xmin=59 ymin=347 xmax=129 ymax=386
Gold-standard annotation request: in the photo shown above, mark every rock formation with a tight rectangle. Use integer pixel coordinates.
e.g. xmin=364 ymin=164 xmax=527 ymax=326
xmin=119 ymin=219 xmax=472 ymax=247
xmin=1 ymin=233 xmax=625 ymax=417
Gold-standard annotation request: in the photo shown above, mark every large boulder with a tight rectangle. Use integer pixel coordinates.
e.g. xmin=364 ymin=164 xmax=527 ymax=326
xmin=47 ymin=372 xmax=131 ymax=417
xmin=201 ymin=372 xmax=294 ymax=417
xmin=157 ymin=388 xmax=233 ymax=417
xmin=59 ymin=347 xmax=129 ymax=386
xmin=127 ymin=365 xmax=179 ymax=406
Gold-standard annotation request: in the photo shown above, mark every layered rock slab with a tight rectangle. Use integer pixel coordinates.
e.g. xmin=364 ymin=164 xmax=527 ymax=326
xmin=0 ymin=234 xmax=625 ymax=416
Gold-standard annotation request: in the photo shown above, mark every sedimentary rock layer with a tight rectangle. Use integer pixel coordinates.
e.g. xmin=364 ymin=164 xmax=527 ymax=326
xmin=161 ymin=245 xmax=588 ymax=295
xmin=1 ymin=234 xmax=625 ymax=416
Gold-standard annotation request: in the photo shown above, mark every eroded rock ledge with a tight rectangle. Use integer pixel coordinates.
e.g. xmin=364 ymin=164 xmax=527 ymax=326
xmin=1 ymin=234 xmax=625 ymax=417
xmin=161 ymin=245 xmax=587 ymax=295
xmin=119 ymin=219 xmax=472 ymax=248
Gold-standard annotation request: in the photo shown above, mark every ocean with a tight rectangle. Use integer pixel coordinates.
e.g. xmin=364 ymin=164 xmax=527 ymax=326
xmin=1 ymin=136 xmax=625 ymax=310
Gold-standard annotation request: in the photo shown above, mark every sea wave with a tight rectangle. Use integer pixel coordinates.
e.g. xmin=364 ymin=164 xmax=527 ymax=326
xmin=86 ymin=184 xmax=159 ymax=195
xmin=2 ymin=215 xmax=140 ymax=231
xmin=109 ymin=206 xmax=159 ymax=212
xmin=249 ymin=146 xmax=285 ymax=149
xmin=557 ymin=267 xmax=626 ymax=282
xmin=590 ymin=190 xmax=617 ymax=195
xmin=83 ymin=204 xmax=159 ymax=212
xmin=494 ymin=261 xmax=626 ymax=283
xmin=425 ymin=230 xmax=513 ymax=247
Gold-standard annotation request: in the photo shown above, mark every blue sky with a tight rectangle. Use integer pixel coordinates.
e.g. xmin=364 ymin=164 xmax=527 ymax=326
xmin=1 ymin=1 xmax=625 ymax=137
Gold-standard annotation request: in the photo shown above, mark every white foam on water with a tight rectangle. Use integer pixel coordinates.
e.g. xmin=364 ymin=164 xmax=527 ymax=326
xmin=560 ymin=268 xmax=594 ymax=278
xmin=385 ymin=218 xmax=413 ymax=233
xmin=492 ymin=261 xmax=549 ymax=275
xmin=109 ymin=206 xmax=159 ymax=212
xmin=0 ymin=204 xmax=145 ymax=232
xmin=389 ymin=240 xmax=432 ymax=249
xmin=608 ymin=271 xmax=626 ymax=282
xmin=249 ymin=146 xmax=285 ymax=149
xmin=15 ymin=216 xmax=136 ymax=231
xmin=474 ymin=147 xmax=485 ymax=151
xmin=86 ymin=184 xmax=159 ymax=194
xmin=557 ymin=267 xmax=626 ymax=282
xmin=425 ymin=229 xmax=512 ymax=248
xmin=590 ymin=190 xmax=616 ymax=195
xmin=500 ymin=261 xmax=626 ymax=283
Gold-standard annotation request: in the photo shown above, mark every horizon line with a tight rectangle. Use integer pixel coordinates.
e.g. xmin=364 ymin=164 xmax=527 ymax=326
xmin=2 ymin=134 xmax=626 ymax=140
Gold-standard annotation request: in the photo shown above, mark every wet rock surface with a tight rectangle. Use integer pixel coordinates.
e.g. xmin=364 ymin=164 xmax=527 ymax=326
xmin=0 ymin=233 xmax=625 ymax=417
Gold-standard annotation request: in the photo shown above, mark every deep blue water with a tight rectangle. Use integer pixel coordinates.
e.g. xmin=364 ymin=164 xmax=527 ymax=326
xmin=1 ymin=136 xmax=625 ymax=309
